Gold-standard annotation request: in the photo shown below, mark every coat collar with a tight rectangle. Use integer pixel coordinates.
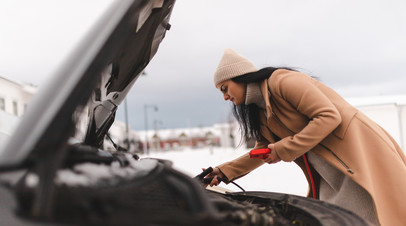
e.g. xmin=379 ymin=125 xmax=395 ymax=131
xmin=260 ymin=78 xmax=272 ymax=120
xmin=259 ymin=78 xmax=293 ymax=139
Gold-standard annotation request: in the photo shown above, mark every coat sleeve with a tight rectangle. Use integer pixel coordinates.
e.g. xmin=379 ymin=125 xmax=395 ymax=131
xmin=216 ymin=111 xmax=274 ymax=182
xmin=271 ymin=71 xmax=342 ymax=162
xmin=216 ymin=135 xmax=268 ymax=182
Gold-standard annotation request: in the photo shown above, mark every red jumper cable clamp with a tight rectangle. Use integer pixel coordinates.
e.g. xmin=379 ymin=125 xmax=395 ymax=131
xmin=249 ymin=148 xmax=271 ymax=159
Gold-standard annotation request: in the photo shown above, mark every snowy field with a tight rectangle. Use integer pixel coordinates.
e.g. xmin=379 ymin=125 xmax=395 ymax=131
xmin=142 ymin=147 xmax=308 ymax=197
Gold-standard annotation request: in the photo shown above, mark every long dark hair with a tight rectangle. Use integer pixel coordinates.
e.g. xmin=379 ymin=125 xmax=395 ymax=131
xmin=231 ymin=67 xmax=295 ymax=144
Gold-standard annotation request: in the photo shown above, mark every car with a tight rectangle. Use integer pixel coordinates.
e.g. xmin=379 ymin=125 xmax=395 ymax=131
xmin=0 ymin=0 xmax=368 ymax=225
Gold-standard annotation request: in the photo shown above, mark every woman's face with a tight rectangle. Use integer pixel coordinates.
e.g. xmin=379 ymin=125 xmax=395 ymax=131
xmin=217 ymin=80 xmax=246 ymax=106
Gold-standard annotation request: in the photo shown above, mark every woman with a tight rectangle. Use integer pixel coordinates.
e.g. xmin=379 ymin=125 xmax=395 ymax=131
xmin=205 ymin=48 xmax=406 ymax=226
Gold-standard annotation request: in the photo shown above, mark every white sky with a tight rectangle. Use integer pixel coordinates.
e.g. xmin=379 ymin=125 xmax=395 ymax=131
xmin=1 ymin=0 xmax=405 ymax=130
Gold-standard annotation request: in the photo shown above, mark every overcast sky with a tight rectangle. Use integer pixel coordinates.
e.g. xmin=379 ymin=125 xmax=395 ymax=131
xmin=1 ymin=0 xmax=405 ymax=131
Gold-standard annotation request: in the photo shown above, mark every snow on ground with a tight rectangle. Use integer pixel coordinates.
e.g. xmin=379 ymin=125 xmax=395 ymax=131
xmin=142 ymin=147 xmax=308 ymax=197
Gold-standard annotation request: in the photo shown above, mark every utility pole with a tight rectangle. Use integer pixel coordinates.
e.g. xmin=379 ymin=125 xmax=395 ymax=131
xmin=144 ymin=104 xmax=158 ymax=155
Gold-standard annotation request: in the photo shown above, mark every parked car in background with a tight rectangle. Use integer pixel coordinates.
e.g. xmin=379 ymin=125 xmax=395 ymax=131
xmin=0 ymin=0 xmax=367 ymax=225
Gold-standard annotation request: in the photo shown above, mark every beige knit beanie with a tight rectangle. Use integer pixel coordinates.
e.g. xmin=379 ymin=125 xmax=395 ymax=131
xmin=213 ymin=48 xmax=257 ymax=87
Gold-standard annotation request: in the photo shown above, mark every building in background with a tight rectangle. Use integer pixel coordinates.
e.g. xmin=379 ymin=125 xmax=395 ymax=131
xmin=0 ymin=76 xmax=37 ymax=144
xmin=136 ymin=123 xmax=233 ymax=152
xmin=347 ymin=95 xmax=406 ymax=150
xmin=0 ymin=76 xmax=37 ymax=117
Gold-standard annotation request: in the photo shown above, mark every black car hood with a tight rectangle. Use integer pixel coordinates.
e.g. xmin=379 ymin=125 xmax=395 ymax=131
xmin=0 ymin=0 xmax=175 ymax=169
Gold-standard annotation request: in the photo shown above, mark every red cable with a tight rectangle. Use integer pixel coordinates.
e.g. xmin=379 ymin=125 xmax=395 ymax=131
xmin=302 ymin=154 xmax=316 ymax=199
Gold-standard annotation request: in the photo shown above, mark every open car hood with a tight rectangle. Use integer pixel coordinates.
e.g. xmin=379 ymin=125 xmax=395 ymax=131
xmin=0 ymin=0 xmax=175 ymax=169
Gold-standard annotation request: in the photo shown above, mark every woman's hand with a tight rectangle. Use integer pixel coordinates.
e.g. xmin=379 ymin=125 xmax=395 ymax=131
xmin=202 ymin=167 xmax=224 ymax=187
xmin=264 ymin=144 xmax=281 ymax=164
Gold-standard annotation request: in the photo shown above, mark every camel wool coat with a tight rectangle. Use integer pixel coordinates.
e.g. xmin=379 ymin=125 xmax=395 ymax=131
xmin=217 ymin=69 xmax=406 ymax=226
